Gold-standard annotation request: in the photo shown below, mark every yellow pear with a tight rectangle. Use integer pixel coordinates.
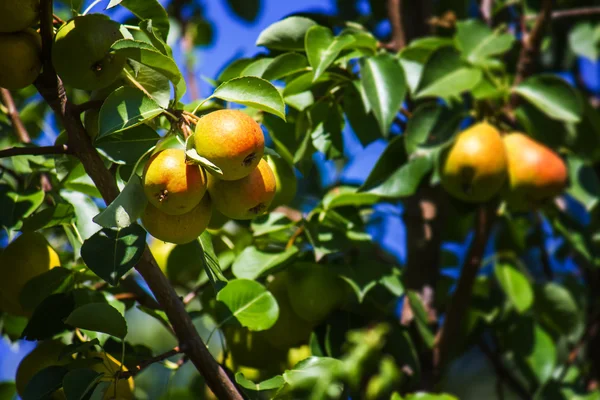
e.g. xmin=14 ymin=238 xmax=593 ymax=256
xmin=503 ymin=133 xmax=568 ymax=211
xmin=265 ymin=154 xmax=297 ymax=208
xmin=141 ymin=195 xmax=212 ymax=244
xmin=439 ymin=122 xmax=507 ymax=203
xmin=87 ymin=352 xmax=134 ymax=399
xmin=208 ymin=159 xmax=276 ymax=220
xmin=0 ymin=232 xmax=61 ymax=316
xmin=194 ymin=110 xmax=265 ymax=180
xmin=0 ymin=30 xmax=41 ymax=90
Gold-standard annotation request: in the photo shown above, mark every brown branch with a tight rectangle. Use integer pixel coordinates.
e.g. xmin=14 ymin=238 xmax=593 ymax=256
xmin=526 ymin=7 xmax=600 ymax=21
xmin=381 ymin=0 xmax=406 ymax=51
xmin=0 ymin=144 xmax=69 ymax=159
xmin=434 ymin=202 xmax=498 ymax=370
xmin=479 ymin=339 xmax=530 ymax=399
xmin=1 ymin=88 xmax=31 ymax=143
xmin=481 ymin=0 xmax=494 ymax=26
xmin=118 ymin=347 xmax=182 ymax=379
xmin=512 ymin=0 xmax=553 ymax=89
xmin=74 ymin=100 xmax=104 ymax=114
xmin=34 ymin=1 xmax=243 ymax=399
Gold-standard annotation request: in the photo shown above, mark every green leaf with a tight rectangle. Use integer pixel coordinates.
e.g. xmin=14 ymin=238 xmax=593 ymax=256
xmin=455 ymin=20 xmax=515 ymax=65
xmin=404 ymin=102 xmax=463 ymax=154
xmin=139 ymin=19 xmax=171 ymax=56
xmin=535 ymin=283 xmax=582 ymax=337
xmin=511 ymin=320 xmax=557 ymax=386
xmin=407 ymin=291 xmax=435 ymax=348
xmin=98 ymin=87 xmax=163 ymax=138
xmin=218 ymin=58 xmax=255 ymax=82
xmin=232 ymin=246 xmax=299 ymax=280
xmin=116 ymin=0 xmax=169 ymax=40
xmin=81 ymin=224 xmax=147 ymax=285
xmin=127 ymin=61 xmax=172 ymax=108
xmin=65 ymin=303 xmax=128 ymax=339
xmin=209 ymin=76 xmax=286 ymax=120
xmin=322 ymin=186 xmax=379 ymax=209
xmin=240 ymin=58 xmax=274 ymax=77
xmin=360 ymin=54 xmax=407 ymax=135
xmin=235 ymin=373 xmax=285 ymax=392
xmin=21 ymin=366 xmax=68 ymax=400
xmin=185 ymin=134 xmax=224 ymax=176
xmin=226 ymin=0 xmax=260 ymax=22
xmin=21 ymin=203 xmax=75 ymax=232
xmin=92 ymin=175 xmax=147 ymax=229
xmin=256 ymin=16 xmax=317 ymax=51
xmin=216 ymin=279 xmax=279 ymax=331
xmin=569 ymin=23 xmax=600 ymax=60
xmin=283 ymin=357 xmax=344 ymax=388
xmin=96 ymin=124 xmax=160 ymax=165
xmin=360 ymin=136 xmax=407 ymax=191
xmin=406 ymin=394 xmax=458 ymax=400
xmin=416 ymin=47 xmax=482 ymax=100
xmin=566 ymin=156 xmax=600 ymax=212
xmin=305 ymin=25 xmax=355 ymax=81
xmin=21 ymin=293 xmax=75 ymax=341
xmin=19 ymin=267 xmax=74 ymax=313
xmin=62 ymin=369 xmax=104 ymax=400
xmin=343 ymin=81 xmax=381 ymax=146
xmin=199 ymin=231 xmax=228 ymax=291
xmin=494 ymin=260 xmax=534 ymax=313
xmin=366 ymin=156 xmax=432 ymax=198
xmin=112 ymin=39 xmax=185 ymax=101
xmin=513 ymin=75 xmax=584 ymax=122
xmin=0 ymin=185 xmax=44 ymax=231
xmin=61 ymin=190 xmax=101 ymax=242
xmin=262 ymin=53 xmax=309 ymax=81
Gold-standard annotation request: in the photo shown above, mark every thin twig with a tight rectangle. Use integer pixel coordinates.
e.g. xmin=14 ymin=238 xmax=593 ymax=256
xmin=481 ymin=0 xmax=494 ymax=26
xmin=34 ymin=1 xmax=243 ymax=398
xmin=286 ymin=225 xmax=305 ymax=250
xmin=1 ymin=89 xmax=31 ymax=142
xmin=0 ymin=144 xmax=70 ymax=159
xmin=53 ymin=13 xmax=64 ymax=24
xmin=381 ymin=0 xmax=406 ymax=51
xmin=434 ymin=202 xmax=498 ymax=370
xmin=526 ymin=6 xmax=600 ymax=20
xmin=479 ymin=339 xmax=530 ymax=399
xmin=118 ymin=347 xmax=182 ymax=379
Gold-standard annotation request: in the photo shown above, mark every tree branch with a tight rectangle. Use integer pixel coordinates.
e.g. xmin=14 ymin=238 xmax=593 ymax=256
xmin=527 ymin=6 xmax=600 ymax=21
xmin=434 ymin=202 xmax=498 ymax=370
xmin=513 ymin=0 xmax=553 ymax=88
xmin=0 ymin=145 xmax=70 ymax=159
xmin=118 ymin=347 xmax=182 ymax=379
xmin=34 ymin=1 xmax=243 ymax=398
xmin=1 ymin=89 xmax=30 ymax=142
xmin=381 ymin=0 xmax=406 ymax=51
xmin=481 ymin=0 xmax=494 ymax=26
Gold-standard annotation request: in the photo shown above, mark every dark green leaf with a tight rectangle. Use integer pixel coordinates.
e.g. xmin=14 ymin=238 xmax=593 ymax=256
xmin=535 ymin=283 xmax=582 ymax=337
xmin=65 ymin=302 xmax=128 ymax=338
xmin=0 ymin=185 xmax=44 ymax=231
xmin=19 ymin=267 xmax=74 ymax=313
xmin=364 ymin=155 xmax=433 ymax=198
xmin=98 ymin=87 xmax=163 ymax=138
xmin=566 ymin=156 xmax=600 ymax=212
xmin=21 ymin=203 xmax=75 ymax=232
xmin=96 ymin=124 xmax=159 ymax=165
xmin=116 ymin=0 xmax=169 ymax=39
xmin=21 ymin=293 xmax=75 ymax=341
xmin=81 ymin=224 xmax=147 ymax=285
xmin=232 ymin=246 xmax=299 ymax=279
xmin=209 ymin=77 xmax=286 ymax=120
xmin=199 ymin=231 xmax=228 ymax=291
xmin=226 ymin=0 xmax=260 ymax=22
xmin=92 ymin=175 xmax=148 ymax=229
xmin=322 ymin=186 xmax=379 ymax=210
xmin=404 ymin=103 xmax=463 ymax=154
xmin=305 ymin=25 xmax=355 ymax=81
xmin=514 ymin=75 xmax=583 ymax=123
xmin=262 ymin=53 xmax=309 ymax=81
xmin=21 ymin=366 xmax=68 ymax=400
xmin=63 ymin=369 xmax=104 ymax=400
xmin=216 ymin=279 xmax=279 ymax=331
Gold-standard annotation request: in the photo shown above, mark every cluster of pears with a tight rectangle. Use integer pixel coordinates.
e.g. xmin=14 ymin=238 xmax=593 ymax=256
xmin=439 ymin=122 xmax=568 ymax=211
xmin=0 ymin=232 xmax=61 ymax=317
xmin=142 ymin=109 xmax=296 ymax=244
xmin=0 ymin=0 xmax=42 ymax=90
xmin=15 ymin=340 xmax=134 ymax=399
xmin=206 ymin=263 xmax=347 ymax=378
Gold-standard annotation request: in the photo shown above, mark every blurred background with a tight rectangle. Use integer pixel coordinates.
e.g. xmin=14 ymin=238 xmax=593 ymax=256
xmin=1 ymin=0 xmax=599 ymax=398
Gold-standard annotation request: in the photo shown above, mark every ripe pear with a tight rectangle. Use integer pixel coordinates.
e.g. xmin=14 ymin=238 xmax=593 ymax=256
xmin=265 ymin=154 xmax=297 ymax=208
xmin=141 ymin=195 xmax=212 ymax=244
xmin=52 ymin=14 xmax=126 ymax=91
xmin=143 ymin=148 xmax=207 ymax=215
xmin=16 ymin=340 xmax=68 ymax=398
xmin=439 ymin=122 xmax=508 ymax=203
xmin=0 ymin=30 xmax=41 ymax=90
xmin=0 ymin=232 xmax=60 ymax=316
xmin=208 ymin=158 xmax=276 ymax=220
xmin=262 ymin=272 xmax=314 ymax=350
xmin=148 ymin=237 xmax=176 ymax=273
xmin=194 ymin=110 xmax=265 ymax=180
xmin=0 ymin=0 xmax=39 ymax=33
xmin=286 ymin=263 xmax=346 ymax=325
xmin=503 ymin=133 xmax=568 ymax=211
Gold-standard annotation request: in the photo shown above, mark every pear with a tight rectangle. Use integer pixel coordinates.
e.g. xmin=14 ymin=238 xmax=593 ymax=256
xmin=194 ymin=110 xmax=265 ymax=180
xmin=439 ymin=122 xmax=508 ymax=203
xmin=207 ymin=159 xmax=276 ymax=220
xmin=0 ymin=30 xmax=41 ymax=90
xmin=0 ymin=0 xmax=39 ymax=33
xmin=503 ymin=133 xmax=568 ymax=211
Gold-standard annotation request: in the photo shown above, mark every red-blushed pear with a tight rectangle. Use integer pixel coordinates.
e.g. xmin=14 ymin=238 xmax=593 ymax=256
xmin=194 ymin=110 xmax=265 ymax=180
xmin=503 ymin=133 xmax=568 ymax=211
xmin=141 ymin=196 xmax=212 ymax=244
xmin=0 ymin=0 xmax=39 ymax=33
xmin=439 ymin=122 xmax=508 ymax=203
xmin=0 ymin=29 xmax=41 ymax=90
xmin=143 ymin=148 xmax=207 ymax=215
xmin=52 ymin=14 xmax=126 ymax=91
xmin=207 ymin=159 xmax=276 ymax=220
